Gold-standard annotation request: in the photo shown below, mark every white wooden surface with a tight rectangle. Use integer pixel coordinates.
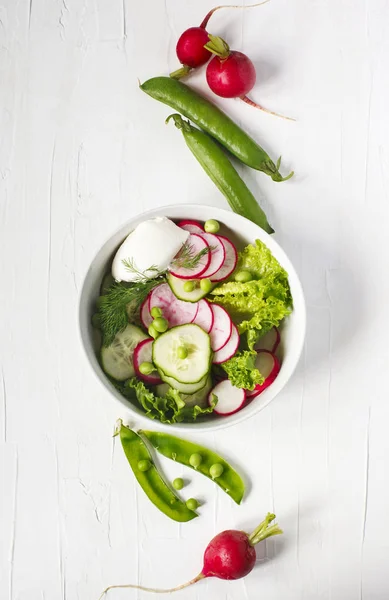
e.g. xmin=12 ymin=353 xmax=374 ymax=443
xmin=1 ymin=0 xmax=389 ymax=598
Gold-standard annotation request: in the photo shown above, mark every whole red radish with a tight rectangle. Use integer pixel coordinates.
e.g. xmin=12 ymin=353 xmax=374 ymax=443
xmin=205 ymin=35 xmax=294 ymax=120
xmin=170 ymin=2 xmax=268 ymax=80
xmin=99 ymin=513 xmax=282 ymax=597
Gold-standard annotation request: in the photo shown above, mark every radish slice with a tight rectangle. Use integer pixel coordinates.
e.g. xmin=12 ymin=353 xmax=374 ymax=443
xmin=134 ymin=338 xmax=162 ymax=385
xmin=178 ymin=219 xmax=204 ymax=234
xmin=140 ymin=297 xmax=153 ymax=329
xmin=169 ymin=233 xmax=210 ymax=279
xmin=192 ymin=299 xmax=214 ymax=333
xmin=198 ymin=233 xmax=226 ymax=279
xmin=209 ymin=303 xmax=232 ymax=351
xmin=209 ymin=380 xmax=246 ymax=416
xmin=213 ymin=324 xmax=239 ymax=364
xmin=149 ymin=283 xmax=198 ymax=327
xmin=246 ymin=351 xmax=281 ymax=399
xmin=255 ymin=327 xmax=280 ymax=354
xmin=210 ymin=235 xmax=238 ymax=282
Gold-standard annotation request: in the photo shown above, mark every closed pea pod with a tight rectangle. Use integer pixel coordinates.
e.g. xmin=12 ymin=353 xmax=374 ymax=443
xmin=140 ymin=430 xmax=245 ymax=504
xmin=117 ymin=422 xmax=197 ymax=522
xmin=167 ymin=114 xmax=274 ymax=234
xmin=140 ymin=77 xmax=293 ymax=182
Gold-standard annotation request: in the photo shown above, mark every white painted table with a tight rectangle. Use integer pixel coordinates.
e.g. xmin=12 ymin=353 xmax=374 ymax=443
xmin=1 ymin=0 xmax=389 ymax=598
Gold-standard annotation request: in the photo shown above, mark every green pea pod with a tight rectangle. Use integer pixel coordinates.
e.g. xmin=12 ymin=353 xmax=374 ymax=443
xmin=140 ymin=430 xmax=245 ymax=505
xmin=118 ymin=422 xmax=197 ymax=522
xmin=140 ymin=77 xmax=293 ymax=182
xmin=166 ymin=114 xmax=274 ymax=234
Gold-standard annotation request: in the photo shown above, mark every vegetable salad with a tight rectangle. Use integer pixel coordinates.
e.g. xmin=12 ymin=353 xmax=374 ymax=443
xmin=94 ymin=217 xmax=292 ymax=424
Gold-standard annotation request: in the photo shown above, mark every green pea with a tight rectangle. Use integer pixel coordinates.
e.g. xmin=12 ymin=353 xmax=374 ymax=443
xmin=118 ymin=423 xmax=197 ymax=522
xmin=148 ymin=324 xmax=159 ymax=339
xmin=186 ymin=498 xmax=199 ymax=511
xmin=200 ymin=279 xmax=212 ymax=294
xmin=183 ymin=280 xmax=196 ymax=292
xmin=153 ymin=317 xmax=169 ymax=333
xmin=204 ymin=219 xmax=220 ymax=233
xmin=150 ymin=306 xmax=162 ymax=318
xmin=91 ymin=313 xmax=101 ymax=329
xmin=172 ymin=477 xmax=184 ymax=490
xmin=138 ymin=459 xmax=152 ymax=472
xmin=234 ymin=270 xmax=253 ymax=283
xmin=177 ymin=346 xmax=188 ymax=360
xmin=139 ymin=362 xmax=155 ymax=376
xmin=210 ymin=463 xmax=224 ymax=479
xmin=189 ymin=453 xmax=202 ymax=469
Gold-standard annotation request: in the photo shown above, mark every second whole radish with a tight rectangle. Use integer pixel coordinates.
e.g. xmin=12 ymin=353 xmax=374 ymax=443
xmin=204 ymin=35 xmax=294 ymax=120
xmin=99 ymin=513 xmax=282 ymax=597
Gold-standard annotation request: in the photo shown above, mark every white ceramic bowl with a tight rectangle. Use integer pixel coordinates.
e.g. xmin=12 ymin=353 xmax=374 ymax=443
xmin=79 ymin=205 xmax=306 ymax=432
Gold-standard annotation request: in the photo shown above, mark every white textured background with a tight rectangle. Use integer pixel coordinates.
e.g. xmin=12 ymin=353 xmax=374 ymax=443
xmin=1 ymin=0 xmax=389 ymax=599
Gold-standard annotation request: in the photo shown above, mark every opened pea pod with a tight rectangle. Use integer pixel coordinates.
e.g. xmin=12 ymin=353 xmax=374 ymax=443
xmin=117 ymin=421 xmax=197 ymax=522
xmin=139 ymin=430 xmax=245 ymax=504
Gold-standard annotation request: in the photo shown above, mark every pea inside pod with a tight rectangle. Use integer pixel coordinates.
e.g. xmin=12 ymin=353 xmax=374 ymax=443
xmin=139 ymin=430 xmax=245 ymax=505
xmin=117 ymin=422 xmax=197 ymax=522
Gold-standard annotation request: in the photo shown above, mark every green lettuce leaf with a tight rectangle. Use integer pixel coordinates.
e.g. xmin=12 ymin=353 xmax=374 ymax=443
xmin=221 ymin=350 xmax=264 ymax=391
xmin=210 ymin=239 xmax=292 ymax=350
xmin=125 ymin=378 xmax=216 ymax=424
xmin=209 ymin=239 xmax=292 ymax=387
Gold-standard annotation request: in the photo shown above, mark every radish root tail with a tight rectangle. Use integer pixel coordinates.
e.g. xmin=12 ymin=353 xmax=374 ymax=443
xmin=200 ymin=1 xmax=270 ymax=29
xmin=240 ymin=96 xmax=296 ymax=121
xmin=98 ymin=573 xmax=205 ymax=598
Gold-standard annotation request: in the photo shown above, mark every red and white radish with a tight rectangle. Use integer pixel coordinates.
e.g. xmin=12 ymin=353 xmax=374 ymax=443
xmin=209 ymin=303 xmax=232 ymax=352
xmin=149 ymin=283 xmax=198 ymax=327
xmin=213 ymin=324 xmax=239 ymax=364
xmin=192 ymin=299 xmax=214 ymax=333
xmin=209 ymin=379 xmax=246 ymax=415
xmin=210 ymin=235 xmax=238 ymax=282
xmin=140 ymin=297 xmax=153 ymax=329
xmin=204 ymin=35 xmax=294 ymax=121
xmin=246 ymin=350 xmax=280 ymax=399
xmin=170 ymin=2 xmax=269 ymax=80
xmin=255 ymin=327 xmax=280 ymax=354
xmin=177 ymin=219 xmax=204 ymax=234
xmin=170 ymin=233 xmax=210 ymax=279
xmin=133 ymin=339 xmax=161 ymax=385
xmin=99 ymin=513 xmax=282 ymax=597
xmin=198 ymin=232 xmax=225 ymax=279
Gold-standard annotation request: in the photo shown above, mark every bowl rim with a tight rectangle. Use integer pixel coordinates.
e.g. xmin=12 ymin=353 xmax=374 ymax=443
xmin=78 ymin=204 xmax=306 ymax=432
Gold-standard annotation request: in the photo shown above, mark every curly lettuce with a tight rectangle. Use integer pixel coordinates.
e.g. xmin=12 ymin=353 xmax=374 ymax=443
xmin=124 ymin=379 xmax=216 ymax=424
xmin=210 ymin=239 xmax=292 ymax=387
xmin=221 ymin=350 xmax=264 ymax=391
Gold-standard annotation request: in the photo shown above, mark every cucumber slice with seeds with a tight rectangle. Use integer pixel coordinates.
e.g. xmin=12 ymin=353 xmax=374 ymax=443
xmin=167 ymin=272 xmax=211 ymax=303
xmin=101 ymin=324 xmax=149 ymax=381
xmin=152 ymin=324 xmax=211 ymax=384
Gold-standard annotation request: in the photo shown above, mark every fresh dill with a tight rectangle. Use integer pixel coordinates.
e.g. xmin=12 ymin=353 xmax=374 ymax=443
xmin=98 ymin=276 xmax=165 ymax=346
xmin=171 ymin=240 xmax=213 ymax=270
xmin=122 ymin=257 xmax=164 ymax=281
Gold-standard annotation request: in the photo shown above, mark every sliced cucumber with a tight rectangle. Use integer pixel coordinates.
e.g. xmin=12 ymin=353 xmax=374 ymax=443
xmin=152 ymin=324 xmax=211 ymax=384
xmin=183 ymin=375 xmax=213 ymax=407
xmin=167 ymin=272 xmax=210 ymax=303
xmin=101 ymin=324 xmax=148 ymax=381
xmin=160 ymin=373 xmax=209 ymax=394
xmin=155 ymin=376 xmax=212 ymax=407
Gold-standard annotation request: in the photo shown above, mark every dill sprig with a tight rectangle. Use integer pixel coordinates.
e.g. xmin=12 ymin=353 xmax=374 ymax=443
xmin=122 ymin=257 xmax=164 ymax=281
xmin=98 ymin=277 xmax=164 ymax=346
xmin=171 ymin=240 xmax=213 ymax=270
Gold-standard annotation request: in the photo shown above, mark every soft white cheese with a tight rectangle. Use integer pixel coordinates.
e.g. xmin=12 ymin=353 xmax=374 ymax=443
xmin=112 ymin=217 xmax=189 ymax=282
